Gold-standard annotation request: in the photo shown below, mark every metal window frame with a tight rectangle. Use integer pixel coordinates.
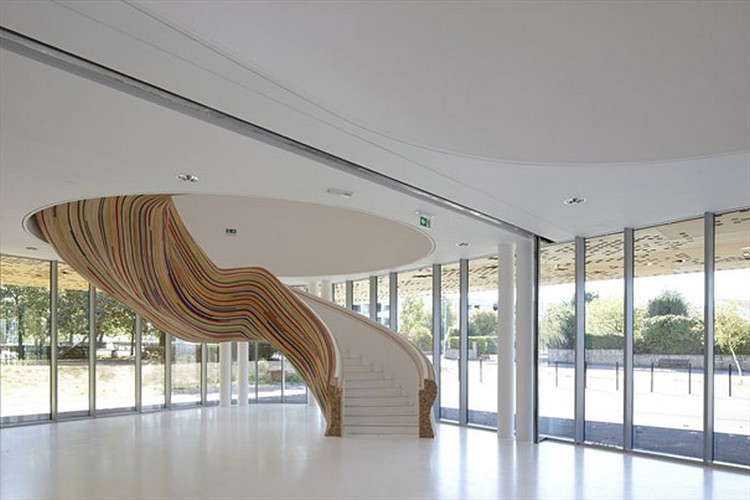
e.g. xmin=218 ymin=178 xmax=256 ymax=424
xmin=200 ymin=343 xmax=208 ymax=405
xmin=50 ymin=261 xmax=58 ymax=421
xmin=532 ymin=237 xmax=541 ymax=443
xmin=623 ymin=228 xmax=635 ymax=450
xmin=459 ymin=258 xmax=469 ymax=426
xmin=432 ymin=264 xmax=442 ymax=420
xmin=164 ymin=333 xmax=172 ymax=408
xmin=389 ymin=272 xmax=398 ymax=331
xmin=135 ymin=314 xmax=143 ymax=412
xmin=369 ymin=276 xmax=378 ymax=322
xmin=345 ymin=280 xmax=354 ymax=310
xmin=574 ymin=237 xmax=586 ymax=443
xmin=704 ymin=212 xmax=715 ymax=463
xmin=88 ymin=284 xmax=96 ymax=416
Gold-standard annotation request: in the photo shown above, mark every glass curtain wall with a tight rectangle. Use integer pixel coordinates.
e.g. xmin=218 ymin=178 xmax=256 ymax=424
xmin=206 ymin=343 xmax=221 ymax=404
xmin=467 ymin=256 xmax=499 ymax=427
xmin=377 ymin=275 xmax=390 ymax=326
xmin=633 ymin=218 xmax=704 ymax=459
xmin=584 ymin=234 xmax=624 ymax=447
xmin=171 ymin=338 xmax=201 ymax=405
xmin=95 ymin=291 xmax=136 ymax=411
xmin=0 ymin=256 xmax=51 ymax=422
xmin=440 ymin=262 xmax=460 ymax=422
xmin=538 ymin=242 xmax=576 ymax=439
xmin=397 ymin=267 xmax=433 ymax=360
xmin=57 ymin=264 xmax=90 ymax=415
xmin=352 ymin=279 xmax=369 ymax=317
xmin=283 ymin=355 xmax=307 ymax=403
xmin=714 ymin=209 xmax=750 ymax=466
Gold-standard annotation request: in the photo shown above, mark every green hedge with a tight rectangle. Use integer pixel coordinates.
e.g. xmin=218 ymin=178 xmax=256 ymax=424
xmin=447 ymin=335 xmax=497 ymax=356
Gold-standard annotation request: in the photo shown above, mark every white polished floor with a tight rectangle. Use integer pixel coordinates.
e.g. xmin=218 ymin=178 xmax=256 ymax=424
xmin=1 ymin=405 xmax=748 ymax=499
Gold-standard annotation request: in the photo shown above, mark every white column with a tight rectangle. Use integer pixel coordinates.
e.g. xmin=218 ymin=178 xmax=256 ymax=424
xmin=307 ymin=280 xmax=319 ymax=297
xmin=237 ymin=341 xmax=249 ymax=406
xmin=219 ymin=342 xmax=232 ymax=407
xmin=308 ymin=279 xmax=322 ymax=406
xmin=320 ymin=280 xmax=332 ymax=301
xmin=515 ymin=239 xmax=534 ymax=441
xmin=497 ymin=243 xmax=516 ymax=438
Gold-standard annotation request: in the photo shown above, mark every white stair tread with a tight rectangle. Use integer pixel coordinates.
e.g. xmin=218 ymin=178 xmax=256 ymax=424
xmin=344 ymin=396 xmax=411 ymax=407
xmin=345 ymin=425 xmax=418 ymax=435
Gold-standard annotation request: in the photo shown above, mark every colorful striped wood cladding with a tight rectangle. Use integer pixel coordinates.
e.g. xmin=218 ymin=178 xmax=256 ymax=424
xmin=36 ymin=195 xmax=342 ymax=436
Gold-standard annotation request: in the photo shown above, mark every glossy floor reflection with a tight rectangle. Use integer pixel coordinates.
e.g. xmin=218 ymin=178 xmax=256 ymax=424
xmin=1 ymin=405 xmax=748 ymax=499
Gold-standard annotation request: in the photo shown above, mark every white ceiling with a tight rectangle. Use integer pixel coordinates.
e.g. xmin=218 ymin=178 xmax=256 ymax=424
xmin=0 ymin=1 xmax=749 ymax=277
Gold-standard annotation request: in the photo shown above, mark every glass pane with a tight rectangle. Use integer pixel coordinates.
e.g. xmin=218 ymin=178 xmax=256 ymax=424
xmin=171 ymin=338 xmax=201 ymax=405
xmin=57 ymin=263 xmax=90 ymax=415
xmin=584 ymin=234 xmax=624 ymax=447
xmin=206 ymin=343 xmax=221 ymax=404
xmin=141 ymin=323 xmax=165 ymax=408
xmin=468 ymin=256 xmax=498 ymax=427
xmin=634 ymin=218 xmax=704 ymax=459
xmin=377 ymin=275 xmax=390 ymax=326
xmin=283 ymin=355 xmax=307 ymax=403
xmin=257 ymin=343 xmax=282 ymax=403
xmin=333 ymin=282 xmax=346 ymax=308
xmin=538 ymin=242 xmax=576 ymax=439
xmin=0 ymin=256 xmax=51 ymax=422
xmin=440 ymin=262 xmax=460 ymax=422
xmin=95 ymin=291 xmax=135 ymax=411
xmin=714 ymin=209 xmax=750 ymax=466
xmin=397 ymin=267 xmax=433 ymax=359
xmin=352 ymin=279 xmax=369 ymax=317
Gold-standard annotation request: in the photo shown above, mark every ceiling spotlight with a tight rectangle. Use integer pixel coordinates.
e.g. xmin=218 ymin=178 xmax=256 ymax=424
xmin=563 ymin=197 xmax=586 ymax=205
xmin=456 ymin=242 xmax=471 ymax=247
xmin=742 ymin=247 xmax=750 ymax=260
xmin=675 ymin=258 xmax=687 ymax=264
xmin=325 ymin=187 xmax=354 ymax=198
xmin=176 ymin=173 xmax=200 ymax=183
xmin=25 ymin=246 xmax=38 ymax=251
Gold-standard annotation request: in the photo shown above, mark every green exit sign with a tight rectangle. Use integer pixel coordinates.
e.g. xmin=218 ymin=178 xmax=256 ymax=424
xmin=225 ymin=228 xmax=237 ymax=235
xmin=419 ymin=215 xmax=431 ymax=229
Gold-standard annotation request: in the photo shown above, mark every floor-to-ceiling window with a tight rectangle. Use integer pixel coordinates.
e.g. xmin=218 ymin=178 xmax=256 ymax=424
xmin=57 ymin=264 xmax=90 ymax=416
xmin=633 ymin=218 xmax=704 ymax=459
xmin=467 ymin=256 xmax=499 ymax=428
xmin=283 ymin=355 xmax=306 ymax=403
xmin=171 ymin=338 xmax=201 ymax=405
xmin=206 ymin=343 xmax=221 ymax=404
xmin=397 ymin=267 xmax=433 ymax=360
xmin=141 ymin=322 xmax=166 ymax=409
xmin=257 ymin=343 xmax=282 ymax=403
xmin=584 ymin=234 xmax=624 ymax=447
xmin=333 ymin=282 xmax=346 ymax=308
xmin=0 ymin=256 xmax=51 ymax=422
xmin=95 ymin=290 xmax=136 ymax=411
xmin=714 ymin=209 xmax=750 ymax=466
xmin=376 ymin=275 xmax=390 ymax=326
xmin=440 ymin=262 xmax=460 ymax=422
xmin=352 ymin=279 xmax=369 ymax=317
xmin=538 ymin=242 xmax=576 ymax=439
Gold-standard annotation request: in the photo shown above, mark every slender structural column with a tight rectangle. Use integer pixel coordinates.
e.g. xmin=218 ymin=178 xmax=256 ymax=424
xmin=238 ymin=341 xmax=249 ymax=406
xmin=219 ymin=342 xmax=232 ymax=407
xmin=497 ymin=244 xmax=515 ymax=438
xmin=320 ymin=280 xmax=332 ymax=301
xmin=345 ymin=281 xmax=354 ymax=310
xmin=389 ymin=272 xmax=398 ymax=331
xmin=515 ymin=239 xmax=534 ymax=441
xmin=88 ymin=284 xmax=96 ymax=416
xmin=307 ymin=281 xmax=319 ymax=297
xmin=135 ymin=314 xmax=143 ymax=412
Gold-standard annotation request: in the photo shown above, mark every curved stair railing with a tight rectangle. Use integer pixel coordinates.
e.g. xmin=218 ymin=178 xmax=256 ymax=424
xmin=35 ymin=195 xmax=343 ymax=436
xmin=295 ymin=290 xmax=437 ymax=438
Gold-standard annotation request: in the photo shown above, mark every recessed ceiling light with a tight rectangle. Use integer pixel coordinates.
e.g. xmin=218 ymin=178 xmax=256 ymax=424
xmin=563 ymin=197 xmax=586 ymax=205
xmin=176 ymin=173 xmax=200 ymax=183
xmin=325 ymin=187 xmax=354 ymax=198
xmin=456 ymin=242 xmax=471 ymax=247
xmin=675 ymin=258 xmax=687 ymax=264
xmin=25 ymin=246 xmax=37 ymax=251
xmin=741 ymin=247 xmax=750 ymax=260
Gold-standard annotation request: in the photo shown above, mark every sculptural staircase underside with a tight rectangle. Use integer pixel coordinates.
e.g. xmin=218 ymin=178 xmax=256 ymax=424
xmin=35 ymin=195 xmax=435 ymax=437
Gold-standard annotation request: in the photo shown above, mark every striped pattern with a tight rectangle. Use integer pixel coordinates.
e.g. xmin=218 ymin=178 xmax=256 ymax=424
xmin=36 ymin=195 xmax=341 ymax=435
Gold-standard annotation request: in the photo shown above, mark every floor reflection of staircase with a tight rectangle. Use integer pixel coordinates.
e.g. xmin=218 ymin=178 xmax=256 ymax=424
xmin=343 ymin=354 xmax=418 ymax=435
